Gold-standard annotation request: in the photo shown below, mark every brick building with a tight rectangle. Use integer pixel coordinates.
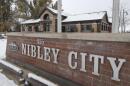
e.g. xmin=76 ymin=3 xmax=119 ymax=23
xmin=21 ymin=7 xmax=112 ymax=33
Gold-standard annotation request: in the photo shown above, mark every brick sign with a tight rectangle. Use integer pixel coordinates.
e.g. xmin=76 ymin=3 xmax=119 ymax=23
xmin=6 ymin=36 xmax=130 ymax=86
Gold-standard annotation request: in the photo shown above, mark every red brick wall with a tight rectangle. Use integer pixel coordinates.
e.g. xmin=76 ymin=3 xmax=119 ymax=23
xmin=6 ymin=36 xmax=130 ymax=86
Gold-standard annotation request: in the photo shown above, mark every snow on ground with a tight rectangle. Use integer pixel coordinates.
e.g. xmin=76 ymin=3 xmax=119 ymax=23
xmin=0 ymin=39 xmax=7 ymax=59
xmin=0 ymin=60 xmax=23 ymax=74
xmin=0 ymin=72 xmax=17 ymax=86
xmin=0 ymin=39 xmax=17 ymax=86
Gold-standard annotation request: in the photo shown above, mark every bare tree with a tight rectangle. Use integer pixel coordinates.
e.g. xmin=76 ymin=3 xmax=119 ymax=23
xmin=119 ymin=8 xmax=129 ymax=32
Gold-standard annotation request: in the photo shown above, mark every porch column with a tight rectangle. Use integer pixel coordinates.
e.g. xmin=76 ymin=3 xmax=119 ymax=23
xmin=92 ymin=23 xmax=98 ymax=32
xmin=76 ymin=23 xmax=81 ymax=32
xmin=32 ymin=25 xmax=35 ymax=32
xmin=21 ymin=25 xmax=23 ymax=32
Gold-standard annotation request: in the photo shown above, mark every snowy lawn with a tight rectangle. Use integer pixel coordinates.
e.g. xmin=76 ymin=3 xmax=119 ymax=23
xmin=0 ymin=39 xmax=17 ymax=86
xmin=0 ymin=39 xmax=7 ymax=59
xmin=0 ymin=72 xmax=17 ymax=86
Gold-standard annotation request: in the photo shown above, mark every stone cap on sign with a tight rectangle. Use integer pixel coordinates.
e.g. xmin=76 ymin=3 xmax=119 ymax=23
xmin=6 ymin=32 xmax=130 ymax=42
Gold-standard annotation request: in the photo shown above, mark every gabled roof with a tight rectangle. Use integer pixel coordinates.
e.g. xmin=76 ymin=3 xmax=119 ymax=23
xmin=21 ymin=11 xmax=108 ymax=25
xmin=21 ymin=19 xmax=41 ymax=24
xmin=63 ymin=11 xmax=107 ymax=22
xmin=39 ymin=7 xmax=68 ymax=17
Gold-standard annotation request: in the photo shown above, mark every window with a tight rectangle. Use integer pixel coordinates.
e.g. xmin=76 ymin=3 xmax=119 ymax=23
xmin=81 ymin=24 xmax=92 ymax=32
xmin=43 ymin=14 xmax=51 ymax=32
xmin=62 ymin=26 xmax=66 ymax=32
xmin=35 ymin=25 xmax=40 ymax=32
xmin=28 ymin=26 xmax=32 ymax=31
xmin=66 ymin=25 xmax=71 ymax=32
xmin=70 ymin=25 xmax=77 ymax=32
xmin=101 ymin=22 xmax=109 ymax=32
xmin=65 ymin=25 xmax=77 ymax=32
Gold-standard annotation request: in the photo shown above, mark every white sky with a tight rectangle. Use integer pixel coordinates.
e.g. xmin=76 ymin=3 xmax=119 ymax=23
xmin=29 ymin=0 xmax=130 ymax=30
xmin=61 ymin=0 xmax=130 ymax=16
xmin=60 ymin=0 xmax=130 ymax=31
xmin=62 ymin=0 xmax=112 ymax=14
xmin=27 ymin=0 xmax=130 ymax=17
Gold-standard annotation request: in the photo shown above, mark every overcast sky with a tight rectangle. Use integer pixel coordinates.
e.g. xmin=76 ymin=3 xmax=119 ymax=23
xmin=28 ymin=0 xmax=130 ymax=30
xmin=27 ymin=0 xmax=130 ymax=17
xmin=61 ymin=0 xmax=130 ymax=30
xmin=28 ymin=0 xmax=130 ymax=17
xmin=61 ymin=0 xmax=130 ymax=17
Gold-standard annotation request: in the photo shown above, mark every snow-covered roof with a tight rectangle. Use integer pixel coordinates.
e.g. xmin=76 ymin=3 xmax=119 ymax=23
xmin=63 ymin=11 xmax=106 ymax=22
xmin=21 ymin=19 xmax=41 ymax=24
xmin=47 ymin=7 xmax=70 ymax=16
xmin=16 ymin=18 xmax=26 ymax=23
xmin=21 ymin=11 xmax=107 ymax=24
xmin=47 ymin=7 xmax=57 ymax=14
xmin=108 ymin=17 xmax=112 ymax=23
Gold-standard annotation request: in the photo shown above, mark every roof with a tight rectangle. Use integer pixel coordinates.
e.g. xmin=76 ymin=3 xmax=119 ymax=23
xmin=108 ymin=17 xmax=112 ymax=23
xmin=39 ymin=7 xmax=69 ymax=17
xmin=63 ymin=11 xmax=106 ymax=22
xmin=16 ymin=18 xmax=26 ymax=23
xmin=21 ymin=19 xmax=41 ymax=24
xmin=21 ymin=11 xmax=107 ymax=25
xmin=48 ymin=7 xmax=70 ymax=16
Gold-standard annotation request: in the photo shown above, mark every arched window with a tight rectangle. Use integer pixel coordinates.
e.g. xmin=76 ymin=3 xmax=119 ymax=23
xmin=43 ymin=14 xmax=50 ymax=32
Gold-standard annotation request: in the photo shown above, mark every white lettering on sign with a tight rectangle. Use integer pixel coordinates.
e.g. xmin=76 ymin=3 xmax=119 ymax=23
xmin=31 ymin=45 xmax=37 ymax=57
xmin=21 ymin=44 xmax=59 ymax=64
xmin=52 ymin=48 xmax=60 ymax=64
xmin=68 ymin=51 xmax=78 ymax=69
xmin=44 ymin=47 xmax=51 ymax=62
xmin=80 ymin=53 xmax=87 ymax=72
xmin=21 ymin=43 xmax=127 ymax=81
xmin=107 ymin=57 xmax=126 ymax=81
xmin=89 ymin=54 xmax=104 ymax=76
xmin=37 ymin=46 xmax=43 ymax=60
xmin=27 ymin=44 xmax=30 ymax=56
xmin=37 ymin=39 xmax=45 ymax=45
xmin=22 ymin=43 xmax=26 ymax=55
xmin=8 ymin=42 xmax=19 ymax=51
